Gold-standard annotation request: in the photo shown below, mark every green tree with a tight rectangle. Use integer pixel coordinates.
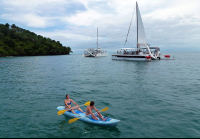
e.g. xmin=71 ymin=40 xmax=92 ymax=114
xmin=11 ymin=24 xmax=16 ymax=29
xmin=0 ymin=23 xmax=72 ymax=57
xmin=5 ymin=23 xmax=10 ymax=29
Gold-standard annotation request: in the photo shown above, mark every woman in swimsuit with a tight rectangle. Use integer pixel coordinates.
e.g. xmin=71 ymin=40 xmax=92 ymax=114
xmin=64 ymin=94 xmax=85 ymax=115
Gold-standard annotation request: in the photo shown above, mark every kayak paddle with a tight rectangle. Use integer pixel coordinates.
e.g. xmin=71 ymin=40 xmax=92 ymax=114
xmin=68 ymin=107 xmax=109 ymax=124
xmin=57 ymin=101 xmax=90 ymax=115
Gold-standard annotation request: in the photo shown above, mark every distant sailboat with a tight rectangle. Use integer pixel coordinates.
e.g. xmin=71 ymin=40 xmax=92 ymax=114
xmin=83 ymin=28 xmax=109 ymax=57
xmin=112 ymin=2 xmax=174 ymax=61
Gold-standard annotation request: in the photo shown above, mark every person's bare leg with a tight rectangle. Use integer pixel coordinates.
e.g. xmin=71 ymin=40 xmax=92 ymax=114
xmin=71 ymin=109 xmax=79 ymax=115
xmin=97 ymin=113 xmax=107 ymax=121
xmin=92 ymin=115 xmax=98 ymax=120
xmin=71 ymin=106 xmax=84 ymax=113
xmin=71 ymin=106 xmax=79 ymax=111
xmin=72 ymin=106 xmax=84 ymax=113
xmin=103 ymin=117 xmax=108 ymax=121
xmin=77 ymin=108 xmax=85 ymax=113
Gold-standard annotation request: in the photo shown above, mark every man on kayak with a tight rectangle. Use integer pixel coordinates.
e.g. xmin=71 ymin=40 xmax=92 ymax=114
xmin=85 ymin=101 xmax=107 ymax=121
xmin=64 ymin=94 xmax=85 ymax=115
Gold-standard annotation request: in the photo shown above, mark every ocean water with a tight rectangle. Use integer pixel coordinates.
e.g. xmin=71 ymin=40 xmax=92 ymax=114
xmin=0 ymin=51 xmax=200 ymax=138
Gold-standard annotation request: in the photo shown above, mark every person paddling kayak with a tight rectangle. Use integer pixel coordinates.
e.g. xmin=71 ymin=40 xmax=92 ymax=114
xmin=64 ymin=94 xmax=85 ymax=115
xmin=85 ymin=101 xmax=107 ymax=121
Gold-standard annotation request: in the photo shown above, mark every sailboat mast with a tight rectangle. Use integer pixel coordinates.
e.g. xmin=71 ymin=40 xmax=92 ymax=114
xmin=97 ymin=27 xmax=98 ymax=49
xmin=136 ymin=2 xmax=138 ymax=48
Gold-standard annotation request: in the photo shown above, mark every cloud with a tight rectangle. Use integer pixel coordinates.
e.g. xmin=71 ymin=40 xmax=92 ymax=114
xmin=0 ymin=0 xmax=200 ymax=53
xmin=0 ymin=0 xmax=86 ymax=28
xmin=1 ymin=13 xmax=54 ymax=28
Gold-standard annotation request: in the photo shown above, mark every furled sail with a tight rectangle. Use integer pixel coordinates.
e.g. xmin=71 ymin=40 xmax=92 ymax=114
xmin=136 ymin=2 xmax=147 ymax=47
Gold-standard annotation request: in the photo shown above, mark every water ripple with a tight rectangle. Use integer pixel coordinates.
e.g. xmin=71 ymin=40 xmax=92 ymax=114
xmin=1 ymin=52 xmax=200 ymax=137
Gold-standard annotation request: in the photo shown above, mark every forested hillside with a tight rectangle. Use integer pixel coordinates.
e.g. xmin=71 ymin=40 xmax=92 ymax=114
xmin=0 ymin=23 xmax=72 ymax=57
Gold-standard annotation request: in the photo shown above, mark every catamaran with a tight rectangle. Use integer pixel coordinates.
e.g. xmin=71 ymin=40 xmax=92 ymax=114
xmin=112 ymin=2 xmax=174 ymax=61
xmin=83 ymin=28 xmax=109 ymax=57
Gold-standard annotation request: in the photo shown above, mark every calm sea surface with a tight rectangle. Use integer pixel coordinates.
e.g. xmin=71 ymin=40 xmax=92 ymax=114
xmin=0 ymin=51 xmax=200 ymax=138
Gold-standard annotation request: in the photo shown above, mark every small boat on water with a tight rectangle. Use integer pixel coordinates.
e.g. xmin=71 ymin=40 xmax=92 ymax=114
xmin=83 ymin=28 xmax=109 ymax=57
xmin=57 ymin=106 xmax=120 ymax=126
xmin=84 ymin=48 xmax=108 ymax=57
xmin=112 ymin=2 xmax=175 ymax=61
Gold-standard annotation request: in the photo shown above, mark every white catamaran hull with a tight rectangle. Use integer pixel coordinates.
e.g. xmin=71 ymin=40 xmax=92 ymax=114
xmin=112 ymin=55 xmax=151 ymax=61
xmin=83 ymin=54 xmax=96 ymax=57
xmin=83 ymin=53 xmax=109 ymax=57
xmin=96 ymin=53 xmax=109 ymax=57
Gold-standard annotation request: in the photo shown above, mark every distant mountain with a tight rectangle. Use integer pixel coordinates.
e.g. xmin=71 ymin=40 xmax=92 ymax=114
xmin=0 ymin=23 xmax=72 ymax=57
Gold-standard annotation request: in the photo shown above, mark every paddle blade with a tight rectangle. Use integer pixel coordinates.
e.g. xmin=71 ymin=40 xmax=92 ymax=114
xmin=69 ymin=118 xmax=80 ymax=124
xmin=100 ymin=107 xmax=108 ymax=112
xmin=83 ymin=101 xmax=90 ymax=106
xmin=57 ymin=110 xmax=67 ymax=115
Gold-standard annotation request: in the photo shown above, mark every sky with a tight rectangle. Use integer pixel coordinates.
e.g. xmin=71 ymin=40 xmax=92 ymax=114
xmin=0 ymin=0 xmax=200 ymax=54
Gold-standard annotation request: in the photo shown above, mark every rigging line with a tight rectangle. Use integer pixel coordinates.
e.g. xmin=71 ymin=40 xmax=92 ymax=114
xmin=124 ymin=7 xmax=135 ymax=47
xmin=126 ymin=41 xmax=133 ymax=47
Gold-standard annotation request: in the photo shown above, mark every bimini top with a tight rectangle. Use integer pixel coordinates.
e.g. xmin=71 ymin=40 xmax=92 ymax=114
xmin=120 ymin=47 xmax=160 ymax=50
xmin=120 ymin=47 xmax=147 ymax=50
xmin=149 ymin=47 xmax=160 ymax=49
